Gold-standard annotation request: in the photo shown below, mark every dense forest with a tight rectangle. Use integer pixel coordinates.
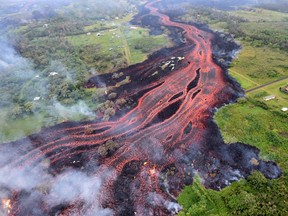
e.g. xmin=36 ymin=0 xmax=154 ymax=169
xmin=178 ymin=172 xmax=288 ymax=216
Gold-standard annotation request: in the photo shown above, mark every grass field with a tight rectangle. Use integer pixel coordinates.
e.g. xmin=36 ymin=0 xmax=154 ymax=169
xmin=84 ymin=13 xmax=136 ymax=31
xmin=229 ymin=44 xmax=288 ymax=86
xmin=215 ymin=101 xmax=288 ymax=168
xmin=67 ymin=11 xmax=171 ymax=69
xmin=229 ymin=9 xmax=288 ymax=22
xmin=0 ymin=110 xmax=46 ymax=143
xmin=247 ymin=79 xmax=288 ymax=107
xmin=67 ymin=25 xmax=171 ymax=68
xmin=240 ymin=21 xmax=288 ymax=36
xmin=228 ymin=44 xmax=288 ymax=109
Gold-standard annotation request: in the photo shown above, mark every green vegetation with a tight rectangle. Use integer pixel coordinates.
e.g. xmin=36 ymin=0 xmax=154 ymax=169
xmin=215 ymin=99 xmax=288 ymax=163
xmin=230 ymin=9 xmax=288 ymax=22
xmin=66 ymin=26 xmax=170 ymax=67
xmin=256 ymin=0 xmax=288 ymax=14
xmin=178 ymin=175 xmax=228 ymax=216
xmin=0 ymin=110 xmax=46 ymax=143
xmin=178 ymin=6 xmax=248 ymax=38
xmin=179 ymin=6 xmax=288 ymax=51
xmin=229 ymin=9 xmax=288 ymax=51
xmin=229 ymin=45 xmax=288 ymax=87
xmin=248 ymin=80 xmax=288 ymax=108
xmin=178 ymin=172 xmax=288 ymax=216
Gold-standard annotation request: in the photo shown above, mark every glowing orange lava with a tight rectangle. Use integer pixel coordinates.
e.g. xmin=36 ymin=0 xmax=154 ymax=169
xmin=1 ymin=199 xmax=12 ymax=215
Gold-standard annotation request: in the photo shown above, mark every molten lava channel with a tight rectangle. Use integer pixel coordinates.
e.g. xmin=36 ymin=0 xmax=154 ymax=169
xmin=0 ymin=0 xmax=281 ymax=215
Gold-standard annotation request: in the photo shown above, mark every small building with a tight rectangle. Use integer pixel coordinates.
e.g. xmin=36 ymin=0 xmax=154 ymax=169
xmin=49 ymin=72 xmax=58 ymax=76
xmin=280 ymin=85 xmax=288 ymax=94
xmin=281 ymin=107 xmax=288 ymax=112
xmin=178 ymin=56 xmax=185 ymax=61
xmin=263 ymin=95 xmax=275 ymax=101
xmin=33 ymin=97 xmax=41 ymax=101
xmin=87 ymin=32 xmax=91 ymax=36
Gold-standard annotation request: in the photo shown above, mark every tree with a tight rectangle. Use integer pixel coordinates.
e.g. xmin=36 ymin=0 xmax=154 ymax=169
xmin=24 ymin=102 xmax=34 ymax=113
xmin=9 ymin=105 xmax=24 ymax=119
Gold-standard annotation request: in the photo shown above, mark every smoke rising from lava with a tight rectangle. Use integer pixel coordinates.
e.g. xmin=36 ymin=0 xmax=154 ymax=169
xmin=0 ymin=141 xmax=113 ymax=215
xmin=53 ymin=101 xmax=96 ymax=119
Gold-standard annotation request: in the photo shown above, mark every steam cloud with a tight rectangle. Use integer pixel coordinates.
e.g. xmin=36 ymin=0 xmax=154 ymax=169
xmin=0 ymin=141 xmax=113 ymax=215
xmin=0 ymin=40 xmax=35 ymax=79
xmin=53 ymin=101 xmax=96 ymax=119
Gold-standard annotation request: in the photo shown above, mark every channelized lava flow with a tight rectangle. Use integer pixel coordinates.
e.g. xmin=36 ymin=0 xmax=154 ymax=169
xmin=0 ymin=0 xmax=281 ymax=215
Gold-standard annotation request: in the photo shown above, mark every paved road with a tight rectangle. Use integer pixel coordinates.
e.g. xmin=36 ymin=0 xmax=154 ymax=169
xmin=246 ymin=76 xmax=288 ymax=93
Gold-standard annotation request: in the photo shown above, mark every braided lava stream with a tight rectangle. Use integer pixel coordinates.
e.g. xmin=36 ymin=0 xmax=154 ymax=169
xmin=0 ymin=0 xmax=281 ymax=215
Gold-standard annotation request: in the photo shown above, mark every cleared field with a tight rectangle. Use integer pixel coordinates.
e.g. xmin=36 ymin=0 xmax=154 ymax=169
xmin=84 ymin=13 xmax=135 ymax=31
xmin=0 ymin=110 xmax=46 ymax=143
xmin=230 ymin=44 xmax=288 ymax=85
xmin=241 ymin=21 xmax=288 ymax=36
xmin=67 ymin=25 xmax=171 ymax=66
xmin=228 ymin=68 xmax=259 ymax=90
xmin=229 ymin=9 xmax=288 ymax=22
xmin=67 ymin=30 xmax=123 ymax=49
xmin=247 ymin=79 xmax=288 ymax=108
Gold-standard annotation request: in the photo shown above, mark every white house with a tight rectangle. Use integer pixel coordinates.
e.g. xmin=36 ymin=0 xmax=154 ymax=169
xmin=49 ymin=72 xmax=58 ymax=76
xmin=263 ymin=95 xmax=275 ymax=101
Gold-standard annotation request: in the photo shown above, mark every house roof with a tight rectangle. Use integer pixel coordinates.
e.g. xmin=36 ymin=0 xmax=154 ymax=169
xmin=263 ymin=95 xmax=275 ymax=100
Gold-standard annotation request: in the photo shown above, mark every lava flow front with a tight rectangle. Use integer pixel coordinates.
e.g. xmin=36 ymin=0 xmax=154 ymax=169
xmin=0 ymin=0 xmax=281 ymax=215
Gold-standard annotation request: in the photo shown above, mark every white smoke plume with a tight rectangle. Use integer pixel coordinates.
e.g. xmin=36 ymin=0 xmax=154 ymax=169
xmin=147 ymin=192 xmax=182 ymax=214
xmin=0 ymin=41 xmax=35 ymax=79
xmin=0 ymin=141 xmax=113 ymax=215
xmin=53 ymin=100 xmax=96 ymax=119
